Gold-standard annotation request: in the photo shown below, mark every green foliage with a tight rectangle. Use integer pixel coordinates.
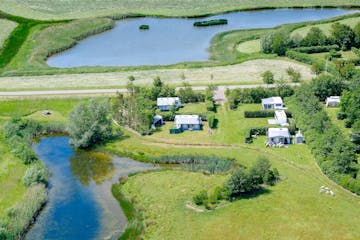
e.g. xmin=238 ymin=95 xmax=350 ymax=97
xmin=22 ymin=163 xmax=49 ymax=187
xmin=261 ymin=31 xmax=290 ymax=56
xmin=262 ymin=70 xmax=274 ymax=84
xmin=354 ymin=22 xmax=360 ymax=48
xmin=139 ymin=24 xmax=149 ymax=30
xmin=311 ymin=74 xmax=345 ymax=101
xmin=1 ymin=184 xmax=47 ymax=239
xmin=335 ymin=61 xmax=356 ymax=80
xmin=244 ymin=110 xmax=292 ymax=118
xmin=311 ymin=61 xmax=325 ymax=75
xmin=207 ymin=112 xmax=216 ymax=129
xmin=3 ymin=118 xmax=42 ymax=164
xmin=286 ymin=50 xmax=319 ymax=65
xmin=67 ymin=99 xmax=113 ymax=148
xmin=331 ymin=22 xmax=355 ymax=50
xmin=288 ymin=84 xmax=359 ymax=193
xmin=293 ymin=44 xmax=339 ymax=54
xmin=340 ymin=81 xmax=360 ymax=127
xmin=193 ymin=19 xmax=227 ymax=27
xmin=112 ymin=184 xmax=144 ymax=240
xmin=286 ymin=67 xmax=301 ymax=83
xmin=301 ymin=27 xmax=328 ymax=47
xmin=205 ymin=100 xmax=216 ymax=112
xmin=152 ymin=155 xmax=235 ymax=174
xmin=193 ymin=190 xmax=208 ymax=205
xmin=177 ymin=82 xmax=205 ymax=103
xmin=226 ymin=86 xmax=294 ymax=109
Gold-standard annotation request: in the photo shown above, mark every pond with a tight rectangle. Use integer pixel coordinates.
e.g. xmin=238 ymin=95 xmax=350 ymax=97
xmin=47 ymin=8 xmax=357 ymax=68
xmin=25 ymin=136 xmax=157 ymax=240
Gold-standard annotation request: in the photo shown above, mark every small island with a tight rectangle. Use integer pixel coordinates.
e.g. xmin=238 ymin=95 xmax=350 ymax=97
xmin=139 ymin=24 xmax=150 ymax=30
xmin=193 ymin=19 xmax=228 ymax=27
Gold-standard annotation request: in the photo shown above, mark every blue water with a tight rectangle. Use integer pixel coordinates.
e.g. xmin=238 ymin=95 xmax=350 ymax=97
xmin=26 ymin=137 xmax=157 ymax=240
xmin=47 ymin=8 xmax=358 ymax=67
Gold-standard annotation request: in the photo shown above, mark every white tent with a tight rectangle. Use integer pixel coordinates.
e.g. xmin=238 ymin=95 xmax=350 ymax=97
xmin=267 ymin=128 xmax=291 ymax=144
xmin=174 ymin=115 xmax=201 ymax=131
xmin=261 ymin=97 xmax=283 ymax=110
xmin=325 ymin=96 xmax=340 ymax=107
xmin=157 ymin=97 xmax=182 ymax=111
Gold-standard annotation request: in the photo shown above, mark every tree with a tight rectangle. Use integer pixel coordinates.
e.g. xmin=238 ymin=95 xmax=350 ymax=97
xmin=301 ymin=27 xmax=327 ymax=46
xmin=226 ymin=167 xmax=254 ymax=198
xmin=67 ymin=99 xmax=113 ymax=148
xmin=311 ymin=61 xmax=324 ymax=75
xmin=335 ymin=61 xmax=356 ymax=80
xmin=272 ymin=32 xmax=288 ymax=56
xmin=311 ymin=74 xmax=344 ymax=101
xmin=262 ymin=71 xmax=274 ymax=84
xmin=260 ymin=32 xmax=274 ymax=54
xmin=128 ymin=75 xmax=135 ymax=81
xmin=248 ymin=157 xmax=271 ymax=185
xmin=331 ymin=23 xmax=355 ymax=50
xmin=353 ymin=22 xmax=360 ymax=47
xmin=286 ymin=67 xmax=301 ymax=83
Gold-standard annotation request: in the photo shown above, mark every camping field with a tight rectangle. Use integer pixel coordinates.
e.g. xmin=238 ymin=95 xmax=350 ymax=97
xmin=0 ymin=19 xmax=17 ymax=49
xmin=0 ymin=0 xmax=360 ymax=20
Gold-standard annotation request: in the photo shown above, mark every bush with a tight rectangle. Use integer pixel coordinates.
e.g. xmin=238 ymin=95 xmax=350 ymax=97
xmin=205 ymin=100 xmax=216 ymax=112
xmin=177 ymin=83 xmax=205 ymax=103
xmin=337 ymin=112 xmax=347 ymax=120
xmin=286 ymin=67 xmax=301 ymax=83
xmin=262 ymin=71 xmax=274 ymax=84
xmin=292 ymin=45 xmax=339 ymax=54
xmin=207 ymin=112 xmax=216 ymax=129
xmin=139 ymin=25 xmax=149 ymax=30
xmin=22 ymin=163 xmax=49 ymax=187
xmin=193 ymin=190 xmax=208 ymax=205
xmin=286 ymin=50 xmax=317 ymax=65
xmin=244 ymin=110 xmax=292 ymax=118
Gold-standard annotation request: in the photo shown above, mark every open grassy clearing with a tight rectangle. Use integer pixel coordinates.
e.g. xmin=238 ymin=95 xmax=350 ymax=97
xmin=326 ymin=107 xmax=351 ymax=136
xmin=1 ymin=0 xmax=360 ymax=20
xmin=0 ymin=59 xmax=315 ymax=91
xmin=0 ymin=19 xmax=17 ymax=49
xmin=237 ymin=39 xmax=261 ymax=54
xmin=291 ymin=15 xmax=360 ymax=37
xmin=111 ymin=103 xmax=360 ymax=239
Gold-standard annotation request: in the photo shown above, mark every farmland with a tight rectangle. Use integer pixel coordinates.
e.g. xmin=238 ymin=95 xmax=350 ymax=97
xmin=0 ymin=59 xmax=314 ymax=91
xmin=0 ymin=0 xmax=360 ymax=20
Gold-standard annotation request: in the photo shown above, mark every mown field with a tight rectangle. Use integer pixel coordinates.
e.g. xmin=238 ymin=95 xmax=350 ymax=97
xmin=291 ymin=15 xmax=360 ymax=37
xmin=0 ymin=19 xmax=17 ymax=49
xmin=0 ymin=0 xmax=360 ymax=20
xmin=0 ymin=59 xmax=314 ymax=91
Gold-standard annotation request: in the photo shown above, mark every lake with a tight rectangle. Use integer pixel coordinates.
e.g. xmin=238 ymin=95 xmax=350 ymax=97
xmin=47 ymin=8 xmax=358 ymax=68
xmin=25 ymin=137 xmax=157 ymax=240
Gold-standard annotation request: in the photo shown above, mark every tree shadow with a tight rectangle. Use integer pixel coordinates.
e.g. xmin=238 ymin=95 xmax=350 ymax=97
xmin=229 ymin=188 xmax=272 ymax=202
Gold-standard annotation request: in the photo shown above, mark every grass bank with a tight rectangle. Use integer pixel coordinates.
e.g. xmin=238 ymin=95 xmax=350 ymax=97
xmin=0 ymin=0 xmax=360 ymax=20
xmin=0 ymin=19 xmax=17 ymax=50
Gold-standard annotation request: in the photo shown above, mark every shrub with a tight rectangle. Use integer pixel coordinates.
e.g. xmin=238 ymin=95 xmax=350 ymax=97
xmin=244 ymin=110 xmax=292 ymax=118
xmin=286 ymin=67 xmax=301 ymax=83
xmin=139 ymin=25 xmax=149 ymax=30
xmin=337 ymin=112 xmax=347 ymax=120
xmin=292 ymin=45 xmax=339 ymax=54
xmin=22 ymin=163 xmax=49 ymax=187
xmin=207 ymin=112 xmax=216 ymax=129
xmin=286 ymin=50 xmax=317 ymax=65
xmin=206 ymin=100 xmax=216 ymax=112
xmin=262 ymin=71 xmax=274 ymax=84
xmin=193 ymin=190 xmax=208 ymax=205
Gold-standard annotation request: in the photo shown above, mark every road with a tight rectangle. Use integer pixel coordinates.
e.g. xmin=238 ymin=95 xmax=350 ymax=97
xmin=0 ymin=83 xmax=300 ymax=98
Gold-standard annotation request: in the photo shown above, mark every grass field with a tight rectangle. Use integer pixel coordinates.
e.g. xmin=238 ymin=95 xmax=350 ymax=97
xmin=0 ymin=59 xmax=314 ymax=90
xmin=112 ymin=103 xmax=360 ymax=240
xmin=0 ymin=19 xmax=17 ymax=49
xmin=0 ymin=121 xmax=26 ymax=217
xmin=237 ymin=39 xmax=261 ymax=54
xmin=291 ymin=16 xmax=360 ymax=37
xmin=1 ymin=0 xmax=360 ymax=20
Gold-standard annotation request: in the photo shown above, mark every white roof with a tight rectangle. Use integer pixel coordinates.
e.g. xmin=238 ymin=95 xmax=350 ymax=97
xmin=157 ymin=97 xmax=180 ymax=106
xmin=326 ymin=96 xmax=340 ymax=103
xmin=275 ymin=110 xmax=287 ymax=120
xmin=174 ymin=115 xmax=201 ymax=125
xmin=268 ymin=128 xmax=290 ymax=138
xmin=262 ymin=97 xmax=283 ymax=105
xmin=153 ymin=115 xmax=163 ymax=121
xmin=295 ymin=130 xmax=303 ymax=138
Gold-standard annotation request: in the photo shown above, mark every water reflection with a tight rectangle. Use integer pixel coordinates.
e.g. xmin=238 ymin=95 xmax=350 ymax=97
xmin=70 ymin=151 xmax=115 ymax=185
